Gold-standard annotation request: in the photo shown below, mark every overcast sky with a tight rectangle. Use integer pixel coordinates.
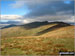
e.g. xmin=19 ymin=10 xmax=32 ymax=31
xmin=1 ymin=0 xmax=75 ymax=23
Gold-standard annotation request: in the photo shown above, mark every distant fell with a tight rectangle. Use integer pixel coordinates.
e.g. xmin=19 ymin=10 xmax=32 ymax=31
xmin=1 ymin=24 xmax=17 ymax=29
xmin=21 ymin=21 xmax=49 ymax=29
xmin=21 ymin=21 xmax=71 ymax=29
xmin=1 ymin=21 xmax=71 ymax=30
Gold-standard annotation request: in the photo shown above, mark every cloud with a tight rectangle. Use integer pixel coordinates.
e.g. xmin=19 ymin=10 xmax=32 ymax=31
xmin=26 ymin=0 xmax=74 ymax=17
xmin=21 ymin=15 xmax=74 ymax=23
xmin=1 ymin=15 xmax=30 ymax=24
xmin=1 ymin=15 xmax=23 ymax=20
xmin=10 ymin=0 xmax=74 ymax=17
xmin=9 ymin=0 xmax=74 ymax=23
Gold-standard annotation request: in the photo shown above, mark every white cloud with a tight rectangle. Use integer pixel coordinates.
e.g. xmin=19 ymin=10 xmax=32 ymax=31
xmin=1 ymin=15 xmax=23 ymax=20
xmin=22 ymin=20 xmax=30 ymax=23
xmin=1 ymin=15 xmax=30 ymax=24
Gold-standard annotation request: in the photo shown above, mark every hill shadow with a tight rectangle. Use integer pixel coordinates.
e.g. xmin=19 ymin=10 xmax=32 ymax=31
xmin=21 ymin=21 xmax=50 ymax=29
xmin=36 ymin=22 xmax=71 ymax=35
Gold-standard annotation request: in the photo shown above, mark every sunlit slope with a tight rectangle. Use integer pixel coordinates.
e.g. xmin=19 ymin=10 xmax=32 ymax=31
xmin=41 ymin=26 xmax=74 ymax=38
xmin=1 ymin=24 xmax=56 ymax=38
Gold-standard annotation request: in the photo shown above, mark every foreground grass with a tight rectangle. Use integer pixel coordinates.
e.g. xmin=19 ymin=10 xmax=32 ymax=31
xmin=1 ymin=36 xmax=74 ymax=55
xmin=1 ymin=24 xmax=74 ymax=55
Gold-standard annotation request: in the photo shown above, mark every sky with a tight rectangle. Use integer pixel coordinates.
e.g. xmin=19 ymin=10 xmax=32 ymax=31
xmin=1 ymin=0 xmax=74 ymax=24
xmin=1 ymin=1 xmax=29 ymax=15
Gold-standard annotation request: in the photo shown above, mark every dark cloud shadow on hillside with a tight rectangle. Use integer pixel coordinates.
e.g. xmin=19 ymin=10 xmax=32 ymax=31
xmin=36 ymin=22 xmax=71 ymax=35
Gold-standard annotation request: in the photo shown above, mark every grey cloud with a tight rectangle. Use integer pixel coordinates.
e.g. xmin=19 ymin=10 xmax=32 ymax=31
xmin=11 ymin=0 xmax=74 ymax=22
xmin=11 ymin=0 xmax=74 ymax=17
xmin=24 ymin=0 xmax=74 ymax=18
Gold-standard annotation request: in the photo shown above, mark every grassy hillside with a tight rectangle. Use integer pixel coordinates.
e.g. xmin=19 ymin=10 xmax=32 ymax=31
xmin=41 ymin=26 xmax=74 ymax=38
xmin=1 ymin=22 xmax=74 ymax=55
xmin=1 ymin=24 xmax=56 ymax=38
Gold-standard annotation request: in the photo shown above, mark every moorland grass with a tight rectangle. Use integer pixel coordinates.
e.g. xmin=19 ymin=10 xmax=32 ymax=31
xmin=1 ymin=24 xmax=74 ymax=55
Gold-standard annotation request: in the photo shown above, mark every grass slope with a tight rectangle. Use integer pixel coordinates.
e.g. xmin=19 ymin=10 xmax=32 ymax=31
xmin=1 ymin=24 xmax=56 ymax=38
xmin=1 ymin=23 xmax=74 ymax=55
xmin=41 ymin=26 xmax=74 ymax=38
